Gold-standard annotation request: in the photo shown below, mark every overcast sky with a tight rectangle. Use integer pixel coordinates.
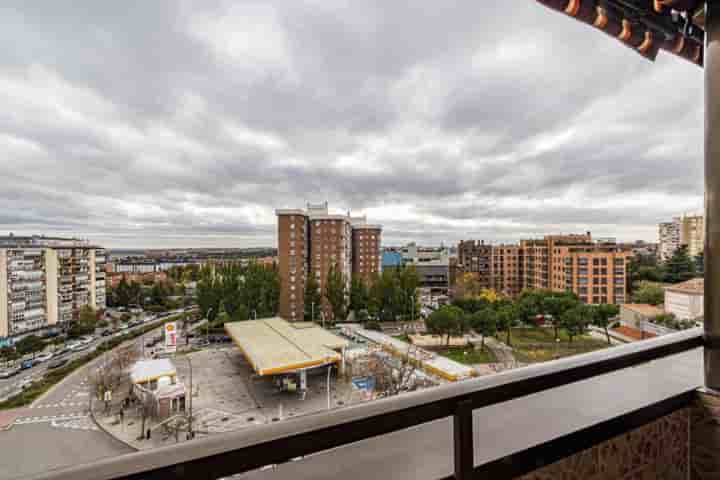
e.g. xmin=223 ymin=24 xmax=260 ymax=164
xmin=0 ymin=1 xmax=703 ymax=248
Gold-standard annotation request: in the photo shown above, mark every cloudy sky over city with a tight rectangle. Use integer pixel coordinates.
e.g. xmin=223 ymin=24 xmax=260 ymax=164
xmin=0 ymin=1 xmax=703 ymax=248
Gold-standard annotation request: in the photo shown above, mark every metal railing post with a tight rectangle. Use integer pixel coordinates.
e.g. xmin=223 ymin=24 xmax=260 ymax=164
xmin=453 ymin=399 xmax=474 ymax=480
xmin=706 ymin=1 xmax=720 ymax=390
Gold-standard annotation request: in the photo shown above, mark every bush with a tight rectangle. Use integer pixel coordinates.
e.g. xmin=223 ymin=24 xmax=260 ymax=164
xmin=366 ymin=321 xmax=382 ymax=331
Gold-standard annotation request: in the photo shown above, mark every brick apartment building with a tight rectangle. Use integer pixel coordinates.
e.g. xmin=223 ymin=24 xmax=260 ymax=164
xmin=457 ymin=233 xmax=632 ymax=305
xmin=276 ymin=203 xmax=382 ymax=322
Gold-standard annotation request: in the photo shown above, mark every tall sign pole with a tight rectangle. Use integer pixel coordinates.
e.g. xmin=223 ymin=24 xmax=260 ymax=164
xmin=706 ymin=1 xmax=720 ymax=390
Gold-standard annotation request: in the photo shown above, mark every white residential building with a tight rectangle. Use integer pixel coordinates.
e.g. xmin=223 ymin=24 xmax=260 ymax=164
xmin=658 ymin=214 xmax=704 ymax=262
xmin=0 ymin=235 xmax=107 ymax=339
xmin=664 ymin=278 xmax=704 ymax=320
xmin=659 ymin=218 xmax=681 ymax=262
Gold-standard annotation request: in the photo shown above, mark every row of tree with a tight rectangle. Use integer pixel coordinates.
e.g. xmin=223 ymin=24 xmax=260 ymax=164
xmin=629 ymin=245 xmax=702 ymax=288
xmin=430 ymin=289 xmax=620 ymax=347
xmin=302 ymin=265 xmax=420 ymax=325
xmin=197 ymin=262 xmax=280 ymax=324
xmin=107 ymin=278 xmax=186 ymax=311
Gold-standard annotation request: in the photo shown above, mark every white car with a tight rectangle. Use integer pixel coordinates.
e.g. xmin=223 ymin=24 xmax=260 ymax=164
xmin=69 ymin=342 xmax=88 ymax=352
xmin=80 ymin=336 xmax=94 ymax=345
xmin=34 ymin=352 xmax=54 ymax=363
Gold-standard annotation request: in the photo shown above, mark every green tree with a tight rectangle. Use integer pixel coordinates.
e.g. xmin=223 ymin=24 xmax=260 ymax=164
xmin=304 ymin=274 xmax=322 ymax=321
xmin=197 ymin=266 xmax=221 ymax=322
xmin=325 ymin=264 xmax=347 ymax=323
xmin=69 ymin=305 xmax=98 ymax=337
xmin=471 ymin=308 xmax=497 ymax=351
xmin=369 ymin=269 xmax=402 ymax=322
xmin=232 ymin=304 xmax=250 ymax=322
xmin=632 ymin=281 xmax=665 ymax=305
xmin=628 ymin=255 xmax=665 ymax=293
xmin=349 ymin=275 xmax=369 ymax=313
xmin=115 ymin=277 xmax=132 ymax=307
xmin=426 ymin=305 xmax=464 ymax=346
xmin=496 ymin=303 xmax=517 ymax=347
xmin=652 ymin=312 xmax=676 ymax=327
xmin=541 ymin=293 xmax=581 ymax=340
xmin=15 ymin=335 xmax=45 ymax=357
xmin=150 ymin=282 xmax=169 ymax=307
xmin=560 ymin=306 xmax=589 ymax=343
xmin=515 ymin=289 xmax=544 ymax=324
xmin=397 ymin=266 xmax=420 ymax=321
xmin=452 ymin=296 xmax=490 ymax=315
xmin=695 ymin=251 xmax=705 ymax=276
xmin=664 ymin=245 xmax=697 ymax=283
xmin=591 ymin=304 xmax=619 ymax=344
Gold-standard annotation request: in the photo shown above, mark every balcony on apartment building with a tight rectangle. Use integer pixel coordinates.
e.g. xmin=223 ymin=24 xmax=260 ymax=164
xmin=33 ymin=328 xmax=720 ymax=480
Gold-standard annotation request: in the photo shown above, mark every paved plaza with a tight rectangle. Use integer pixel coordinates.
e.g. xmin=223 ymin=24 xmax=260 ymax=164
xmin=95 ymin=345 xmax=363 ymax=450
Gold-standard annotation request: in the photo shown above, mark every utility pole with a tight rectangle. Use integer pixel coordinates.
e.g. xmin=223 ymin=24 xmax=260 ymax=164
xmin=326 ymin=365 xmax=331 ymax=410
xmin=185 ymin=356 xmax=193 ymax=439
xmin=311 ymin=302 xmax=315 ymax=322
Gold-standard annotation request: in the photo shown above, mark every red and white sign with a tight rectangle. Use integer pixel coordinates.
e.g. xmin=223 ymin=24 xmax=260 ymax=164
xmin=165 ymin=322 xmax=177 ymax=353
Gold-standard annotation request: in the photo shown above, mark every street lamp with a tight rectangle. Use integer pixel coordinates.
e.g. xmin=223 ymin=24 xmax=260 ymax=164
xmin=184 ymin=356 xmax=193 ymax=439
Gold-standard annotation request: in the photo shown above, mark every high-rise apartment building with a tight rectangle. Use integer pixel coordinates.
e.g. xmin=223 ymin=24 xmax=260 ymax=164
xmin=458 ymin=240 xmax=492 ymax=290
xmin=658 ymin=214 xmax=704 ymax=261
xmin=659 ymin=218 xmax=682 ymax=262
xmin=680 ymin=215 xmax=704 ymax=258
xmin=350 ymin=216 xmax=382 ymax=285
xmin=0 ymin=235 xmax=106 ymax=339
xmin=457 ymin=233 xmax=631 ymax=305
xmin=276 ymin=203 xmax=382 ymax=322
xmin=491 ymin=245 xmax=521 ymax=297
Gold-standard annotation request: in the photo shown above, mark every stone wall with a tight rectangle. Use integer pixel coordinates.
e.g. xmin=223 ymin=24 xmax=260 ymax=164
xmin=518 ymin=408 xmax=690 ymax=480
xmin=690 ymin=390 xmax=720 ymax=479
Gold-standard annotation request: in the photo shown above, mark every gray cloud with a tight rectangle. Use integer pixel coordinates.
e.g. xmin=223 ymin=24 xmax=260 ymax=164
xmin=0 ymin=0 xmax=703 ymax=248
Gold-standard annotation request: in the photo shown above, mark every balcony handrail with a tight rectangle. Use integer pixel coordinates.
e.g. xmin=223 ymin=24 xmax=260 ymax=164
xmin=30 ymin=328 xmax=703 ymax=480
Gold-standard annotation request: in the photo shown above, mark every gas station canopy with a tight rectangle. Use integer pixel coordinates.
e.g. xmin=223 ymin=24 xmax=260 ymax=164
xmin=225 ymin=317 xmax=349 ymax=376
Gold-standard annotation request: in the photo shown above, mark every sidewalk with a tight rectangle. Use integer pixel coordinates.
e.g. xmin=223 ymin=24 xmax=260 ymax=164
xmin=469 ymin=336 xmax=524 ymax=376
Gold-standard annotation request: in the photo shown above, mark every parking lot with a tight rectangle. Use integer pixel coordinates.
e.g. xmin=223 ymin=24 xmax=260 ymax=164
xmin=174 ymin=346 xmax=362 ymax=434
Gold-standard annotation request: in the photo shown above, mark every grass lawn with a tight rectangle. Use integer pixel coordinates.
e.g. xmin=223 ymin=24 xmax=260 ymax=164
xmin=394 ymin=334 xmax=411 ymax=343
xmin=437 ymin=346 xmax=497 ymax=364
xmin=505 ymin=327 xmax=611 ymax=364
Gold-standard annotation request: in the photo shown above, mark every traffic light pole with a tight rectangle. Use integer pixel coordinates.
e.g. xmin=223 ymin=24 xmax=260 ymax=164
xmin=705 ymin=0 xmax=720 ymax=390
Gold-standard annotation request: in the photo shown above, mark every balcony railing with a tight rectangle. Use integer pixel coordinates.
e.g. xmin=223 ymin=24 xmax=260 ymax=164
xmin=30 ymin=328 xmax=704 ymax=480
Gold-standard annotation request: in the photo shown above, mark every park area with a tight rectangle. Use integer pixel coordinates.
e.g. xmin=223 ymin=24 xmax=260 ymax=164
xmin=506 ymin=327 xmax=611 ymax=364
xmin=436 ymin=346 xmax=497 ymax=365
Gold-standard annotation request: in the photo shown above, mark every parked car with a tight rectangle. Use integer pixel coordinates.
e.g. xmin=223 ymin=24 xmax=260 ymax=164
xmin=101 ymin=329 xmax=112 ymax=337
xmin=47 ymin=358 xmax=68 ymax=369
xmin=80 ymin=336 xmax=94 ymax=345
xmin=0 ymin=367 xmax=20 ymax=379
xmin=70 ymin=343 xmax=88 ymax=352
xmin=18 ymin=377 xmax=34 ymax=390
xmin=34 ymin=352 xmax=54 ymax=363
xmin=54 ymin=346 xmax=70 ymax=356
xmin=20 ymin=359 xmax=34 ymax=370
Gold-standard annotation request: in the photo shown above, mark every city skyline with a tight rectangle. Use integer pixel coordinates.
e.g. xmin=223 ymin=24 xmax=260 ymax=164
xmin=0 ymin=1 xmax=703 ymax=249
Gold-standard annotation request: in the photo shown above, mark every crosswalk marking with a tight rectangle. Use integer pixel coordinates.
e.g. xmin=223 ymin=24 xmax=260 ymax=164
xmin=31 ymin=402 xmax=86 ymax=409
xmin=14 ymin=413 xmax=88 ymax=424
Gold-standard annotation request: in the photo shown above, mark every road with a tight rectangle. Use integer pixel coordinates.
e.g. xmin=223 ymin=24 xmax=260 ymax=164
xmin=0 ymin=309 xmax=189 ymax=401
xmin=0 ymin=309 xmax=192 ymax=480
